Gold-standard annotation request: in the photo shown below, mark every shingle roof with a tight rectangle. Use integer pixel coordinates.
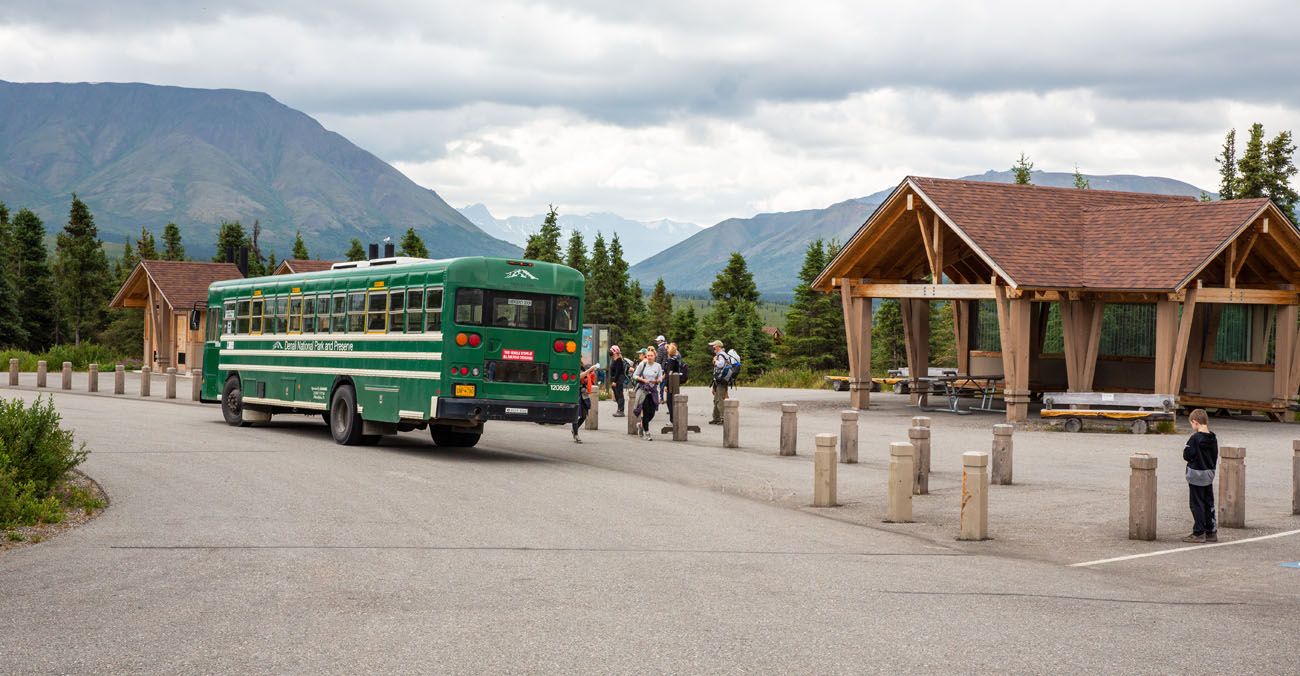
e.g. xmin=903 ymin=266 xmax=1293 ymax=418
xmin=277 ymin=259 xmax=338 ymax=274
xmin=137 ymin=260 xmax=243 ymax=310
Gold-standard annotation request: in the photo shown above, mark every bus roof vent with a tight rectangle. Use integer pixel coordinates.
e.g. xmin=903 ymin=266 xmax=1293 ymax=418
xmin=330 ymin=257 xmax=434 ymax=270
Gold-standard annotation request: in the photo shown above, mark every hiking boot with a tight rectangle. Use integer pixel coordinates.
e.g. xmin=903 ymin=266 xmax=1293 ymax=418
xmin=1181 ymin=534 xmax=1206 ymax=543
xmin=1205 ymin=532 xmax=1218 ymax=543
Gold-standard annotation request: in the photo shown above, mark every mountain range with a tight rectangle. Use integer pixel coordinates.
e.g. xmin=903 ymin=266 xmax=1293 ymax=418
xmin=457 ymin=204 xmax=701 ymax=264
xmin=630 ymin=170 xmax=1214 ymax=297
xmin=0 ymin=81 xmax=518 ymax=260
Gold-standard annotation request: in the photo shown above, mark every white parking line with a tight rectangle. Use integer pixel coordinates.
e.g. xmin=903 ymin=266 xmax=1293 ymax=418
xmin=1071 ymin=528 xmax=1300 ymax=567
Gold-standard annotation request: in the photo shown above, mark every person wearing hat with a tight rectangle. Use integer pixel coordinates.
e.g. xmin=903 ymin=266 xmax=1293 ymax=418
xmin=608 ymin=345 xmax=628 ymax=417
xmin=654 ymin=336 xmax=669 ymax=400
xmin=708 ymin=339 xmax=731 ymax=424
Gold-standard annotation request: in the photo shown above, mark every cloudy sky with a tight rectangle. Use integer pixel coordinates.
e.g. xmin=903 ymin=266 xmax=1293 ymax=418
xmin=3 ymin=1 xmax=1298 ymax=225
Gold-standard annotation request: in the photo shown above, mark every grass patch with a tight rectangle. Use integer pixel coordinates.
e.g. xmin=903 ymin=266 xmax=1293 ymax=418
xmin=0 ymin=396 xmax=90 ymax=529
xmin=746 ymin=368 xmax=842 ymax=389
xmin=1154 ymin=420 xmax=1177 ymax=435
xmin=0 ymin=343 xmax=137 ymax=372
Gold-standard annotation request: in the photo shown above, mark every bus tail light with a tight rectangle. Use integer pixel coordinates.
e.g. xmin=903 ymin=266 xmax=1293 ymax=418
xmin=471 ymin=367 xmax=480 ymax=377
xmin=553 ymin=339 xmax=565 ymax=352
xmin=468 ymin=333 xmax=481 ymax=347
xmin=565 ymin=340 xmax=577 ymax=353
xmin=551 ymin=372 xmax=558 ymax=381
xmin=456 ymin=332 xmax=468 ymax=346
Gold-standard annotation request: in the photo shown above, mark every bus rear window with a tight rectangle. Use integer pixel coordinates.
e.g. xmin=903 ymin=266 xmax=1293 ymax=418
xmin=490 ymin=292 xmax=549 ymax=330
xmin=454 ymin=288 xmax=577 ymax=332
xmin=455 ymin=289 xmax=484 ymax=325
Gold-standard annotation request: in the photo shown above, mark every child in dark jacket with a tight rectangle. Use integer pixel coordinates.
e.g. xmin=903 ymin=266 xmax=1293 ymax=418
xmin=1182 ymin=409 xmax=1218 ymax=543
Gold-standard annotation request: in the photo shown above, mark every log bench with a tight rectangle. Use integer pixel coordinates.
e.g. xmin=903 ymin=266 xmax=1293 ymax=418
xmin=1041 ymin=392 xmax=1177 ymax=434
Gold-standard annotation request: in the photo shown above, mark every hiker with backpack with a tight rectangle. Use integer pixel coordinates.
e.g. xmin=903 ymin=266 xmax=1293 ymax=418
xmin=664 ymin=342 xmax=686 ymax=421
xmin=632 ymin=348 xmax=664 ymax=440
xmin=708 ymin=339 xmax=739 ymax=425
xmin=608 ymin=345 xmax=628 ymax=417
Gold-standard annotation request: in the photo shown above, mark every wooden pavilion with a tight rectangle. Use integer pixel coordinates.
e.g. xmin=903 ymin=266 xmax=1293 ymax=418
xmin=813 ymin=177 xmax=1300 ymax=422
xmin=109 ymin=260 xmax=244 ymax=374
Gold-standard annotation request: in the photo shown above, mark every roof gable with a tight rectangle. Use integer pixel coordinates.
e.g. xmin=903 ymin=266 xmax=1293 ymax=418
xmin=110 ymin=260 xmax=243 ymax=311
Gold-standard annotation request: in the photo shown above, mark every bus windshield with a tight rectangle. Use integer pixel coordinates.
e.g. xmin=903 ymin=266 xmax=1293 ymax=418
xmin=456 ymin=288 xmax=578 ymax=332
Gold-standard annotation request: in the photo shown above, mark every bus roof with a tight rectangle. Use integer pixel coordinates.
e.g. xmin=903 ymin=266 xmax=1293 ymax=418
xmin=207 ymin=256 xmax=584 ymax=295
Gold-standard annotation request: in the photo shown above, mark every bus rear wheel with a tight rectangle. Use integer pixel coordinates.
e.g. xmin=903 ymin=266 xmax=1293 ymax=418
xmin=430 ymin=424 xmax=481 ymax=448
xmin=329 ymin=384 xmax=365 ymax=446
xmin=222 ymin=376 xmax=251 ymax=427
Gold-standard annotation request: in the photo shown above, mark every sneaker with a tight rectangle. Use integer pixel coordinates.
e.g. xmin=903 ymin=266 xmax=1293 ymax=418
xmin=645 ymin=431 xmax=653 ymax=441
xmin=1205 ymin=532 xmax=1218 ymax=543
xmin=572 ymin=434 xmax=583 ymax=444
xmin=1181 ymin=534 xmax=1206 ymax=543
xmin=613 ymin=412 xmax=625 ymax=417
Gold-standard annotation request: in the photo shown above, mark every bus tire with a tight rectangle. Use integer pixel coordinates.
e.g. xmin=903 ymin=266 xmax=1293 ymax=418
xmin=221 ymin=376 xmax=251 ymax=427
xmin=430 ymin=425 xmax=481 ymax=448
xmin=329 ymin=384 xmax=365 ymax=446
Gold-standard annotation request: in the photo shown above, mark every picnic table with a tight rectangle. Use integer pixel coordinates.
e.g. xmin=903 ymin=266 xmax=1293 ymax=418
xmin=918 ymin=374 xmax=1006 ymax=415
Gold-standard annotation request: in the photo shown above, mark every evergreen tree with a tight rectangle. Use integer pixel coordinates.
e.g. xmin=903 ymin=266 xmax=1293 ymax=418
xmin=781 ymin=239 xmax=847 ymax=370
xmin=266 ymin=251 xmax=278 ymax=273
xmin=399 ymin=228 xmax=429 ymax=258
xmin=248 ymin=220 xmax=267 ymax=276
xmin=670 ymin=304 xmax=698 ymax=351
xmin=565 ymin=230 xmax=588 ymax=275
xmin=115 ymin=238 xmax=138 ymax=281
xmin=692 ymin=253 xmax=772 ymax=378
xmin=1235 ymin=123 xmax=1269 ymax=199
xmin=871 ymin=299 xmax=906 ymax=374
xmin=1265 ymin=130 xmax=1299 ymax=221
xmin=525 ymin=205 xmax=563 ymax=263
xmin=607 ymin=234 xmax=634 ymax=344
xmin=1216 ymin=128 xmax=1237 ymax=200
xmin=1072 ymin=164 xmax=1090 ymax=190
xmin=292 ymin=230 xmax=310 ymax=260
xmin=0 ymin=204 xmax=25 ymax=348
xmin=162 ymin=222 xmax=185 ymax=260
xmin=53 ymin=195 xmax=113 ymax=345
xmin=586 ymin=232 xmax=612 ymax=323
xmin=928 ymin=301 xmax=956 ymax=368
xmin=626 ymin=280 xmax=649 ymax=348
xmin=212 ymin=220 xmax=250 ymax=262
xmin=1012 ymin=153 xmax=1034 ymax=185
xmin=14 ymin=209 xmax=57 ymax=349
xmin=345 ymin=238 xmax=367 ymax=262
xmin=646 ymin=278 xmax=674 ymax=339
xmin=101 ymin=238 xmax=143 ymax=356
xmin=136 ymin=226 xmax=158 ymax=260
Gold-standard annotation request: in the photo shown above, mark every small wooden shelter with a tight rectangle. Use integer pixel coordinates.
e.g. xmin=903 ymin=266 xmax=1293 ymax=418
xmin=274 ymin=259 xmax=338 ymax=275
xmin=109 ymin=260 xmax=243 ymax=373
xmin=814 ymin=177 xmax=1300 ymax=422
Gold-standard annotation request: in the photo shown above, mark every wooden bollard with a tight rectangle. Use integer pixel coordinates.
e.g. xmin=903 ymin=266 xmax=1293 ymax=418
xmin=672 ymin=394 xmax=688 ymax=441
xmin=140 ymin=366 xmax=151 ymax=397
xmin=627 ymin=396 xmax=640 ymax=435
xmin=8 ymin=358 xmax=17 ymax=386
xmin=722 ymin=400 xmax=739 ymax=448
xmin=909 ymin=425 xmax=931 ymax=495
xmin=114 ymin=365 xmax=125 ymax=394
xmin=814 ymin=433 xmax=838 ymax=507
xmin=991 ymin=424 xmax=1014 ymax=485
xmin=191 ymin=371 xmax=202 ymax=401
xmin=1218 ymin=445 xmax=1246 ymax=528
xmin=911 ymin=415 xmax=930 ymax=429
xmin=1128 ymin=453 xmax=1158 ymax=540
xmin=88 ymin=364 xmax=99 ymax=392
xmin=839 ymin=410 xmax=858 ymax=463
xmin=886 ymin=442 xmax=914 ymax=522
xmin=779 ymin=403 xmax=797 ymax=456
xmin=61 ymin=362 xmax=72 ymax=390
xmin=36 ymin=360 xmax=47 ymax=388
xmin=583 ymin=388 xmax=598 ymax=430
xmin=959 ymin=452 xmax=990 ymax=540
xmin=1293 ymin=440 xmax=1300 ymax=516
xmin=165 ymin=367 xmax=177 ymax=399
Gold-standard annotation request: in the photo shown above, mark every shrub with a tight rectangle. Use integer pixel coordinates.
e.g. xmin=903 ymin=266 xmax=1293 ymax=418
xmin=0 ymin=396 xmax=88 ymax=528
xmin=0 ymin=343 xmax=134 ymax=372
xmin=746 ymin=367 xmax=840 ymax=389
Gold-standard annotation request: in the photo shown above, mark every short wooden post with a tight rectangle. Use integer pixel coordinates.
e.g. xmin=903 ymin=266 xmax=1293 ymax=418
xmin=779 ymin=403 xmax=797 ymax=456
xmin=165 ymin=367 xmax=177 ymax=399
xmin=839 ymin=410 xmax=859 ymax=464
xmin=1293 ymin=440 xmax=1300 ymax=516
xmin=814 ymin=433 xmax=838 ymax=507
xmin=911 ymin=415 xmax=930 ymax=429
xmin=1218 ymin=445 xmax=1246 ymax=528
xmin=36 ymin=360 xmax=47 ymax=388
xmin=991 ymin=424 xmax=1014 ymax=485
xmin=114 ymin=365 xmax=125 ymax=394
xmin=627 ymin=396 xmax=640 ymax=435
xmin=585 ymin=389 xmax=599 ymax=430
xmin=191 ymin=371 xmax=202 ymax=401
xmin=722 ymin=400 xmax=740 ymax=448
xmin=1128 ymin=453 xmax=1158 ymax=541
xmin=672 ymin=394 xmax=688 ymax=441
xmin=7 ymin=358 xmax=17 ymax=386
xmin=88 ymin=364 xmax=99 ymax=392
xmin=959 ymin=452 xmax=990 ymax=540
xmin=140 ymin=366 xmax=151 ymax=397
xmin=908 ymin=425 xmax=931 ymax=495
xmin=886 ymin=442 xmax=914 ymax=523
xmin=60 ymin=361 xmax=72 ymax=390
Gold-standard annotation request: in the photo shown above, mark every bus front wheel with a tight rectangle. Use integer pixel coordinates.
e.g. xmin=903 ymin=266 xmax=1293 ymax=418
xmin=430 ymin=425 xmax=481 ymax=448
xmin=222 ymin=376 xmax=251 ymax=427
xmin=329 ymin=384 xmax=365 ymax=446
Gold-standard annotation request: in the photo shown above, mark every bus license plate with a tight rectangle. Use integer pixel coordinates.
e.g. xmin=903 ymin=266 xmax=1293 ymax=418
xmin=455 ymin=384 xmax=476 ymax=397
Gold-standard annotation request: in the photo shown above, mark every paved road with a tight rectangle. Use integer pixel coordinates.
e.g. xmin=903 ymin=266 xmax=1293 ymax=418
xmin=2 ymin=385 xmax=1298 ymax=673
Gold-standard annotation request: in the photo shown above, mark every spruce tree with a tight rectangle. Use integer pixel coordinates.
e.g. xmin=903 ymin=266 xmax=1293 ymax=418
xmin=1072 ymin=164 xmax=1090 ymax=190
xmin=212 ymin=221 xmax=250 ymax=262
xmin=162 ymin=223 xmax=185 ymax=260
xmin=670 ymin=304 xmax=698 ymax=351
xmin=116 ymin=238 xmax=138 ymax=281
xmin=345 ymin=238 xmax=367 ymax=262
xmin=929 ymin=301 xmax=956 ymax=367
xmin=136 ymin=226 xmax=158 ymax=260
xmin=781 ymin=239 xmax=847 ymax=370
xmin=292 ymin=230 xmax=310 ymax=260
xmin=586 ymin=232 xmax=611 ymax=323
xmin=1012 ymin=153 xmax=1034 ymax=185
xmin=526 ymin=205 xmax=563 ymax=263
xmin=101 ymin=237 xmax=143 ymax=356
xmin=608 ymin=234 xmax=634 ymax=343
xmin=1216 ymin=129 xmax=1237 ymax=200
xmin=266 ymin=251 xmax=278 ymax=273
xmin=1235 ymin=123 xmax=1268 ymax=199
xmin=871 ymin=299 xmax=906 ymax=374
xmin=14 ymin=209 xmax=57 ymax=350
xmin=0 ymin=203 xmax=26 ymax=348
xmin=646 ymin=278 xmax=673 ymax=339
xmin=399 ymin=228 xmax=429 ymax=258
xmin=693 ymin=253 xmax=772 ymax=378
xmin=53 ymin=195 xmax=113 ymax=345
xmin=565 ymin=230 xmax=588 ymax=275
xmin=1265 ymin=130 xmax=1298 ymax=221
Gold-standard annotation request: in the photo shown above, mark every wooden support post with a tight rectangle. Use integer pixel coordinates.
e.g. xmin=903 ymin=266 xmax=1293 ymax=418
xmin=1006 ymin=298 xmax=1032 ymax=421
xmin=1168 ymin=288 xmax=1198 ymax=396
xmin=959 ymin=452 xmax=989 ymax=540
xmin=723 ymin=400 xmax=740 ymax=448
xmin=1153 ymin=300 xmax=1179 ymax=395
xmin=1218 ymin=445 xmax=1246 ymax=528
xmin=88 ymin=364 xmax=99 ymax=393
xmin=839 ymin=279 xmax=873 ymax=410
xmin=779 ymin=403 xmax=797 ymax=456
xmin=1292 ymin=440 xmax=1300 ymax=516
xmin=991 ymin=424 xmax=1014 ymax=485
xmin=672 ymin=394 xmax=687 ymax=441
xmin=953 ymin=300 xmax=971 ymax=376
xmin=1274 ymin=305 xmax=1297 ymax=410
xmin=7 ymin=358 xmax=16 ymax=386
xmin=1128 ymin=453 xmax=1158 ymax=541
xmin=165 ymin=367 xmax=177 ymax=399
xmin=36 ymin=360 xmax=47 ymax=388
xmin=886 ymin=442 xmax=914 ymax=523
xmin=140 ymin=366 xmax=151 ymax=397
xmin=1250 ymin=306 xmax=1269 ymax=364
xmin=114 ymin=365 xmax=125 ymax=395
xmin=1184 ymin=305 xmax=1206 ymax=394
xmin=586 ymin=388 xmax=599 ymax=431
xmin=908 ymin=424 xmax=931 ymax=495
xmin=813 ymin=433 xmax=838 ymax=507
xmin=61 ymin=362 xmax=72 ymax=390
xmin=839 ymin=410 xmax=858 ymax=464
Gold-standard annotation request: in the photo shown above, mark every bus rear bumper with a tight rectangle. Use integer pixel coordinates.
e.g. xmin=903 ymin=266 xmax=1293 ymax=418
xmin=437 ymin=397 xmax=576 ymax=425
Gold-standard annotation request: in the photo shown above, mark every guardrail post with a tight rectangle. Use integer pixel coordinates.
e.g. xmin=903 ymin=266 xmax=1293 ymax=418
xmin=61 ymin=362 xmax=72 ymax=390
xmin=672 ymin=394 xmax=688 ymax=441
xmin=165 ymin=367 xmax=177 ymax=399
xmin=839 ymin=410 xmax=858 ymax=463
xmin=585 ymin=389 xmax=598 ymax=430
xmin=887 ymin=441 xmax=914 ymax=522
xmin=1219 ymin=445 xmax=1246 ymax=528
xmin=991 ymin=424 xmax=1014 ymax=485
xmin=36 ymin=360 xmax=47 ymax=388
xmin=909 ymin=424 xmax=931 ymax=494
xmin=959 ymin=452 xmax=990 ymax=540
xmin=814 ymin=433 xmax=838 ymax=507
xmin=140 ymin=366 xmax=151 ymax=397
xmin=88 ymin=364 xmax=99 ymax=393
xmin=191 ymin=371 xmax=202 ymax=401
xmin=779 ymin=403 xmax=797 ymax=456
xmin=1293 ymin=440 xmax=1300 ymax=516
xmin=1129 ymin=453 xmax=1157 ymax=540
xmin=8 ymin=358 xmax=17 ymax=386
xmin=114 ymin=364 xmax=125 ymax=394
xmin=723 ymin=400 xmax=739 ymax=448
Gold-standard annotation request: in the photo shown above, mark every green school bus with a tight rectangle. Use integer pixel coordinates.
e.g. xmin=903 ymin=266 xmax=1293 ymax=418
xmin=200 ymin=256 xmax=585 ymax=447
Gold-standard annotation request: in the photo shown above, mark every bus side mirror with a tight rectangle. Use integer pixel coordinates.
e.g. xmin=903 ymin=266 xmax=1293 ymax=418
xmin=189 ymin=309 xmax=202 ymax=331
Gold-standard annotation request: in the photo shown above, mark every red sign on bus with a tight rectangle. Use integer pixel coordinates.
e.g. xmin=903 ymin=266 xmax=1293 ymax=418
xmin=502 ymin=349 xmax=534 ymax=361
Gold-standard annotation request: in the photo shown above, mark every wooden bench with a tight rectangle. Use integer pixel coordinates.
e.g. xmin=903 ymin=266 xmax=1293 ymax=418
xmin=1040 ymin=392 xmax=1177 ymax=434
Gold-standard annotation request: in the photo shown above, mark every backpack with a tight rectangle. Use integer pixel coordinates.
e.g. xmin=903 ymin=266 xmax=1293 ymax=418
xmin=724 ymin=349 xmax=742 ymax=385
xmin=622 ymin=357 xmax=635 ymax=386
xmin=678 ymin=359 xmax=689 ymax=384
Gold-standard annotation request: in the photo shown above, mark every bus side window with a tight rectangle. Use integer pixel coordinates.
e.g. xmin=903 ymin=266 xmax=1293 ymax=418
xmin=332 ymin=294 xmax=347 ymax=333
xmin=207 ymin=307 xmax=219 ymax=341
xmin=300 ymin=296 xmax=314 ymax=334
xmin=406 ymin=288 xmax=424 ymax=334
xmin=224 ymin=300 xmax=237 ymax=336
xmin=250 ymin=297 xmax=264 ymax=335
xmin=273 ymin=296 xmax=287 ymax=334
xmin=237 ymin=299 xmax=251 ymax=334
xmin=347 ymin=292 xmax=366 ymax=333
xmin=389 ymin=290 xmax=405 ymax=332
xmin=455 ymin=288 xmax=482 ymax=326
xmin=426 ymin=287 xmax=444 ymax=331
xmin=366 ymin=290 xmax=388 ymax=333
